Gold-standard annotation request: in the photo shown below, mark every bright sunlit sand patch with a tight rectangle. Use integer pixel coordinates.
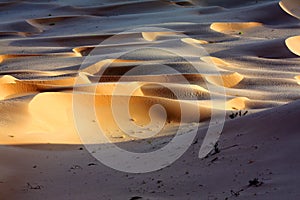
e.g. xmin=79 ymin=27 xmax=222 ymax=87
xmin=285 ymin=35 xmax=300 ymax=56
xmin=205 ymin=71 xmax=244 ymax=88
xmin=295 ymin=75 xmax=300 ymax=85
xmin=0 ymin=75 xmax=17 ymax=84
xmin=210 ymin=22 xmax=263 ymax=34
xmin=226 ymin=97 xmax=249 ymax=110
xmin=0 ymin=75 xmax=78 ymax=100
xmin=279 ymin=0 xmax=300 ymax=19
xmin=72 ymin=46 xmax=95 ymax=57
xmin=200 ymin=56 xmax=230 ymax=68
xmin=181 ymin=38 xmax=208 ymax=45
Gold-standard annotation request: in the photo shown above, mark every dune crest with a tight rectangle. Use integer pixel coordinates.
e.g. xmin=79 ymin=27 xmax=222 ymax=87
xmin=0 ymin=75 xmax=17 ymax=84
xmin=295 ymin=76 xmax=300 ymax=85
xmin=181 ymin=38 xmax=208 ymax=45
xmin=72 ymin=46 xmax=95 ymax=57
xmin=205 ymin=72 xmax=244 ymax=88
xmin=0 ymin=75 xmax=78 ymax=100
xmin=226 ymin=97 xmax=249 ymax=110
xmin=285 ymin=36 xmax=300 ymax=56
xmin=29 ymin=92 xmax=209 ymax=133
xmin=142 ymin=32 xmax=179 ymax=41
xmin=210 ymin=22 xmax=263 ymax=34
xmin=201 ymin=56 xmax=230 ymax=67
xmin=279 ymin=0 xmax=300 ymax=19
xmin=27 ymin=16 xmax=79 ymax=28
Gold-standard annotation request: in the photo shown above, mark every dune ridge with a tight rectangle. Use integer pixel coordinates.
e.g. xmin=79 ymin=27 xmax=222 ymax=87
xmin=0 ymin=0 xmax=300 ymax=199
xmin=279 ymin=0 xmax=300 ymax=19
xmin=286 ymin=35 xmax=300 ymax=56
xmin=0 ymin=0 xmax=299 ymax=146
xmin=210 ymin=22 xmax=263 ymax=35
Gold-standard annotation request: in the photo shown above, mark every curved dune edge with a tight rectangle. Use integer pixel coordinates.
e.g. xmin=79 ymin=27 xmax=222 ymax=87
xmin=0 ymin=83 xmax=40 ymax=100
xmin=24 ymin=92 xmax=207 ymax=144
xmin=0 ymin=83 xmax=61 ymax=100
xmin=0 ymin=70 xmax=69 ymax=78
xmin=279 ymin=0 xmax=300 ymax=19
xmin=285 ymin=36 xmax=300 ymax=56
xmin=169 ymin=0 xmax=195 ymax=7
xmin=29 ymin=93 xmax=74 ymax=126
xmin=0 ymin=52 xmax=79 ymax=64
xmin=0 ymin=31 xmax=34 ymax=37
xmin=24 ymin=92 xmax=80 ymax=144
xmin=0 ymin=75 xmax=17 ymax=84
xmin=73 ymin=46 xmax=95 ymax=57
xmin=181 ymin=38 xmax=208 ymax=45
xmin=205 ymin=72 xmax=244 ymax=88
xmin=141 ymin=32 xmax=179 ymax=41
xmin=82 ymin=59 xmax=144 ymax=75
xmin=1 ymin=20 xmax=43 ymax=36
xmin=27 ymin=16 xmax=79 ymax=27
xmin=0 ymin=71 xmax=243 ymax=101
xmin=0 ymin=75 xmax=80 ymax=100
xmin=73 ymin=82 xmax=210 ymax=100
xmin=201 ymin=56 xmax=229 ymax=66
xmin=210 ymin=22 xmax=263 ymax=34
xmin=200 ymin=56 xmax=231 ymax=69
xmin=74 ymin=82 xmax=144 ymax=96
xmin=16 ymin=77 xmax=77 ymax=86
xmin=3 ymin=90 xmax=256 ymax=145
xmin=83 ymin=57 xmax=242 ymax=88
xmin=88 ymin=73 xmax=208 ymax=85
xmin=295 ymin=76 xmax=300 ymax=85
xmin=25 ymin=16 xmax=80 ymax=34
xmin=28 ymin=92 xmax=252 ymax=134
xmin=0 ymin=54 xmax=40 ymax=64
xmin=140 ymin=83 xmax=210 ymax=100
xmin=23 ymin=20 xmax=44 ymax=33
xmin=29 ymin=92 xmax=210 ymax=128
xmin=226 ymin=97 xmax=250 ymax=110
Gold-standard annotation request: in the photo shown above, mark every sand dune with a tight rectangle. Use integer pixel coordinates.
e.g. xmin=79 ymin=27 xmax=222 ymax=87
xmin=0 ymin=0 xmax=300 ymax=199
xmin=280 ymin=0 xmax=300 ymax=19
xmin=27 ymin=92 xmax=210 ymax=142
xmin=214 ymin=38 xmax=299 ymax=59
xmin=210 ymin=22 xmax=263 ymax=35
xmin=2 ymin=96 xmax=300 ymax=200
xmin=205 ymin=71 xmax=244 ymax=88
xmin=0 ymin=20 xmax=42 ymax=37
xmin=181 ymin=38 xmax=208 ymax=45
xmin=286 ymin=35 xmax=300 ymax=56
xmin=142 ymin=32 xmax=180 ymax=41
xmin=27 ymin=16 xmax=80 ymax=28
xmin=0 ymin=75 xmax=17 ymax=84
xmin=295 ymin=75 xmax=300 ymax=84
xmin=0 ymin=75 xmax=77 ymax=100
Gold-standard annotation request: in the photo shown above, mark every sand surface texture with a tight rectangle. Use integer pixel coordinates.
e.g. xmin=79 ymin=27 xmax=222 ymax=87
xmin=0 ymin=0 xmax=300 ymax=199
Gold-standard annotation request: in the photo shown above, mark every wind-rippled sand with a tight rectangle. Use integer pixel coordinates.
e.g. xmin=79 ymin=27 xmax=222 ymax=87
xmin=0 ymin=0 xmax=300 ymax=199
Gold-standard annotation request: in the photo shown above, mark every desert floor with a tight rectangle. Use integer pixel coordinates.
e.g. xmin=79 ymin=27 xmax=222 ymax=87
xmin=0 ymin=0 xmax=300 ymax=199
